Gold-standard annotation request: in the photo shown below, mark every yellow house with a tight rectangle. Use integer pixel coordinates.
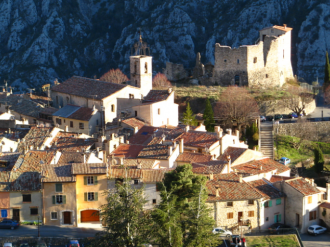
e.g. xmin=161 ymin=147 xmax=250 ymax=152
xmin=72 ymin=163 xmax=107 ymax=227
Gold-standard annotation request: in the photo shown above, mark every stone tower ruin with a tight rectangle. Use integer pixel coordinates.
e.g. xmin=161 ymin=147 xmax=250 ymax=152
xmin=212 ymin=25 xmax=294 ymax=87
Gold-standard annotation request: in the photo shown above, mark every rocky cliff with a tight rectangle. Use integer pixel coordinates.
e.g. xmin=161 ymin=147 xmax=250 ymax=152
xmin=0 ymin=0 xmax=329 ymax=91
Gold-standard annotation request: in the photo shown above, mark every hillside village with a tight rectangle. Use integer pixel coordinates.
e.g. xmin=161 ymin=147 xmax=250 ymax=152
xmin=0 ymin=25 xmax=329 ymax=243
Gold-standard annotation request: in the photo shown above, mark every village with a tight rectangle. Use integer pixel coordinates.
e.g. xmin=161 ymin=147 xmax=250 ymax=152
xmin=0 ymin=25 xmax=329 ymax=247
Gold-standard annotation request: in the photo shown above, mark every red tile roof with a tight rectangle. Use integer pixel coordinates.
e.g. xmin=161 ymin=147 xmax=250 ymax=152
xmin=174 ymin=132 xmax=219 ymax=148
xmin=67 ymin=107 xmax=95 ymax=121
xmin=320 ymin=202 xmax=330 ymax=209
xmin=14 ymin=151 xmax=55 ymax=173
xmin=206 ymin=173 xmax=263 ymax=201
xmin=285 ymin=177 xmax=321 ymax=196
xmin=233 ymin=158 xmax=290 ymax=176
xmin=128 ymin=126 xmax=158 ymax=145
xmin=176 ymin=152 xmax=212 ymax=164
xmin=17 ymin=127 xmax=54 ymax=153
xmin=49 ymin=132 xmax=96 ymax=152
xmin=10 ymin=171 xmax=41 ymax=191
xmin=143 ymin=90 xmax=170 ymax=103
xmin=72 ymin=163 xmax=107 ymax=175
xmin=137 ymin=144 xmax=172 ymax=160
xmin=270 ymin=175 xmax=295 ymax=183
xmin=122 ymin=118 xmax=145 ymax=130
xmin=248 ymin=179 xmax=284 ymax=200
xmin=42 ymin=164 xmax=75 ymax=182
xmin=51 ymin=76 xmax=126 ymax=100
xmin=108 ymin=168 xmax=170 ymax=182
xmin=109 ymin=168 xmax=143 ymax=179
xmin=111 ymin=144 xmax=144 ymax=158
xmin=0 ymin=152 xmax=21 ymax=171
xmin=192 ymin=161 xmax=227 ymax=175
xmin=218 ymin=147 xmax=248 ymax=164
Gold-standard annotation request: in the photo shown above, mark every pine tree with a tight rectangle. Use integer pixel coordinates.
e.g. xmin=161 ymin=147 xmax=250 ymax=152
xmin=324 ymin=51 xmax=330 ymax=89
xmin=314 ymin=146 xmax=324 ymax=173
xmin=183 ymin=102 xmax=197 ymax=126
xmin=203 ymin=98 xmax=215 ymax=132
xmin=93 ymin=168 xmax=153 ymax=247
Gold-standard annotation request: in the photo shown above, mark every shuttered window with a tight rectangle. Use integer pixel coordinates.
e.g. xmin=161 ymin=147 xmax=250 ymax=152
xmin=248 ymin=211 xmax=254 ymax=217
xmin=276 ymin=198 xmax=282 ymax=205
xmin=274 ymin=214 xmax=282 ymax=223
xmin=52 ymin=195 xmax=66 ymax=204
xmin=309 ymin=211 xmax=316 ymax=221
xmin=84 ymin=192 xmax=98 ymax=201
xmin=227 ymin=212 xmax=233 ymax=219
xmin=308 ymin=196 xmax=312 ymax=204
xmin=84 ymin=176 xmax=98 ymax=185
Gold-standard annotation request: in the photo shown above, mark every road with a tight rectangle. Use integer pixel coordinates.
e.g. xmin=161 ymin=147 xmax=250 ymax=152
xmin=301 ymin=233 xmax=330 ymax=247
xmin=0 ymin=225 xmax=103 ymax=238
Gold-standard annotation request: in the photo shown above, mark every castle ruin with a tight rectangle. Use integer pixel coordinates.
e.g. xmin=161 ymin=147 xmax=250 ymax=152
xmin=212 ymin=25 xmax=294 ymax=87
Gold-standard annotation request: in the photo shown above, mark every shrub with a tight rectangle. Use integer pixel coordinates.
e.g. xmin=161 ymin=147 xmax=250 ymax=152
xmin=253 ymin=133 xmax=259 ymax=141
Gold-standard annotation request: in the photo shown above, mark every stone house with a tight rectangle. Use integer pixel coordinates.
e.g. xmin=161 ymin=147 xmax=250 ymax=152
xmin=213 ymin=25 xmax=294 ymax=87
xmin=0 ymin=137 xmax=18 ymax=152
xmin=273 ymin=177 xmax=325 ymax=233
xmin=248 ymin=179 xmax=285 ymax=229
xmin=52 ymin=104 xmax=101 ymax=135
xmin=218 ymin=147 xmax=263 ymax=167
xmin=206 ymin=173 xmax=263 ymax=230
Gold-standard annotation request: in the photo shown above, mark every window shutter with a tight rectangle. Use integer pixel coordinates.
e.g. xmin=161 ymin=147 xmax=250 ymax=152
xmin=269 ymin=200 xmax=272 ymax=207
xmin=84 ymin=176 xmax=87 ymax=185
xmin=62 ymin=195 xmax=66 ymax=204
xmin=52 ymin=195 xmax=55 ymax=204
xmin=278 ymin=214 xmax=282 ymax=222
xmin=274 ymin=215 xmax=277 ymax=223
xmin=95 ymin=192 xmax=98 ymax=201
xmin=84 ymin=192 xmax=87 ymax=201
xmin=94 ymin=176 xmax=98 ymax=185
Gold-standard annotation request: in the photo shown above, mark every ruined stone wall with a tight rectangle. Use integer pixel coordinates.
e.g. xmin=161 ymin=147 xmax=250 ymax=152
xmin=258 ymin=98 xmax=316 ymax=115
xmin=164 ymin=62 xmax=187 ymax=81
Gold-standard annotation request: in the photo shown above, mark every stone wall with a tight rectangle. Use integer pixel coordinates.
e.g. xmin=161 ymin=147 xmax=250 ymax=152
xmin=164 ymin=62 xmax=187 ymax=81
xmin=258 ymin=98 xmax=316 ymax=115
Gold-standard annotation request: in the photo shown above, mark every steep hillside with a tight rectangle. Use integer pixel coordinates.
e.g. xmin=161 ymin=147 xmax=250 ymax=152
xmin=0 ymin=0 xmax=329 ymax=91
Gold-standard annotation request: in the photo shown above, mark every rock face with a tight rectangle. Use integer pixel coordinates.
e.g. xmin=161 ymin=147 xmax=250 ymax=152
xmin=0 ymin=0 xmax=329 ymax=91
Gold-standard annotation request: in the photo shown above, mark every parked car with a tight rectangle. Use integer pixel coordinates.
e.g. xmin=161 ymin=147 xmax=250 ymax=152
xmin=212 ymin=227 xmax=232 ymax=237
xmin=308 ymin=225 xmax=327 ymax=235
xmin=69 ymin=240 xmax=80 ymax=247
xmin=230 ymin=235 xmax=242 ymax=246
xmin=3 ymin=243 xmax=13 ymax=247
xmin=266 ymin=115 xmax=274 ymax=121
xmin=289 ymin=112 xmax=298 ymax=118
xmin=274 ymin=114 xmax=283 ymax=120
xmin=19 ymin=241 xmax=29 ymax=247
xmin=0 ymin=220 xmax=19 ymax=229
xmin=36 ymin=240 xmax=47 ymax=247
xmin=260 ymin=116 xmax=266 ymax=122
xmin=268 ymin=223 xmax=290 ymax=234
xmin=279 ymin=157 xmax=291 ymax=165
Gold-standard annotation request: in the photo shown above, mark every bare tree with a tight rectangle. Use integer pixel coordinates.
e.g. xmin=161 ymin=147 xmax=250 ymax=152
xmin=153 ymin=73 xmax=172 ymax=89
xmin=280 ymin=85 xmax=314 ymax=117
xmin=325 ymin=84 xmax=330 ymax=104
xmin=100 ymin=68 xmax=129 ymax=84
xmin=214 ymin=86 xmax=259 ymax=129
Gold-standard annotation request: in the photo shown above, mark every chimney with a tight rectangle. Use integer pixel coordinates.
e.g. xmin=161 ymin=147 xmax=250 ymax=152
xmin=83 ymin=153 xmax=86 ymax=163
xmin=209 ymin=173 xmax=214 ymax=180
xmin=168 ymin=146 xmax=173 ymax=156
xmin=137 ymin=161 xmax=142 ymax=169
xmin=179 ymin=139 xmax=184 ymax=154
xmin=2 ymin=88 xmax=4 ymax=92
xmin=226 ymin=155 xmax=231 ymax=173
xmin=235 ymin=130 xmax=239 ymax=137
xmin=326 ymin=183 xmax=330 ymax=201
xmin=254 ymin=146 xmax=257 ymax=151
xmin=134 ymin=126 xmax=139 ymax=134
xmin=168 ymin=87 xmax=173 ymax=94
xmin=111 ymin=133 xmax=115 ymax=140
xmin=283 ymin=24 xmax=287 ymax=29
xmin=260 ymin=166 xmax=262 ymax=171
xmin=214 ymin=126 xmax=220 ymax=133
xmin=65 ymin=126 xmax=69 ymax=132
xmin=215 ymin=188 xmax=219 ymax=197
xmin=239 ymin=174 xmax=243 ymax=183
xmin=311 ymin=179 xmax=314 ymax=186
xmin=10 ymin=88 xmax=12 ymax=94
xmin=120 ymin=157 xmax=124 ymax=165
xmin=126 ymin=140 xmax=129 ymax=144
xmin=185 ymin=125 xmax=190 ymax=133
xmin=228 ymin=129 xmax=232 ymax=135
xmin=173 ymin=142 xmax=177 ymax=149
xmin=93 ymin=105 xmax=96 ymax=111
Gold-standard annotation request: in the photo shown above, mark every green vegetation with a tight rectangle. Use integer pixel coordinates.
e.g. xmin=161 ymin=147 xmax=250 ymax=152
xmin=174 ymin=85 xmax=223 ymax=101
xmin=245 ymin=122 xmax=259 ymax=148
xmin=203 ymin=98 xmax=215 ymax=132
xmin=245 ymin=234 xmax=299 ymax=247
xmin=183 ymin=102 xmax=198 ymax=126
xmin=314 ymin=146 xmax=325 ymax=173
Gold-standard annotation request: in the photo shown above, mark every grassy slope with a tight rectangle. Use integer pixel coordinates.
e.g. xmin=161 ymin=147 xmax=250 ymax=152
xmin=245 ymin=235 xmax=300 ymax=247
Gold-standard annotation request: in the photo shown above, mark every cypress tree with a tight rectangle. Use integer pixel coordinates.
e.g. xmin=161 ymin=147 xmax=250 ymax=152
xmin=183 ymin=102 xmax=197 ymax=126
xmin=314 ymin=146 xmax=325 ymax=173
xmin=203 ymin=98 xmax=215 ymax=132
xmin=324 ymin=51 xmax=330 ymax=89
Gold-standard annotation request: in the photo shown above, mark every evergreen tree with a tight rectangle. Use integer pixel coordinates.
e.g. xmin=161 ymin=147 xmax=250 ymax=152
xmin=325 ymin=51 xmax=330 ymax=89
xmin=153 ymin=164 xmax=221 ymax=247
xmin=203 ymin=98 xmax=215 ymax=132
xmin=183 ymin=102 xmax=197 ymax=126
xmin=93 ymin=168 xmax=153 ymax=247
xmin=314 ymin=146 xmax=325 ymax=173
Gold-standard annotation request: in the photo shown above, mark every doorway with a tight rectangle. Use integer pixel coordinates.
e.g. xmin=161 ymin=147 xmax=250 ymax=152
xmin=12 ymin=209 xmax=20 ymax=222
xmin=296 ymin=214 xmax=299 ymax=227
xmin=238 ymin=212 xmax=243 ymax=223
xmin=234 ymin=75 xmax=240 ymax=86
xmin=63 ymin=211 xmax=71 ymax=224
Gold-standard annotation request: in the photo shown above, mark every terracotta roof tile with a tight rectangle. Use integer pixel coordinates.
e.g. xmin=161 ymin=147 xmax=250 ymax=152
xmin=143 ymin=90 xmax=170 ymax=103
xmin=260 ymin=25 xmax=293 ymax=32
xmin=320 ymin=202 xmax=330 ymax=209
xmin=192 ymin=161 xmax=227 ymax=175
xmin=285 ymin=177 xmax=321 ymax=196
xmin=57 ymin=152 xmax=85 ymax=164
xmin=174 ymin=131 xmax=219 ymax=148
xmin=111 ymin=144 xmax=145 ymax=158
xmin=270 ymin=175 xmax=295 ymax=183
xmin=128 ymin=126 xmax=158 ymax=145
xmin=42 ymin=164 xmax=75 ymax=182
xmin=17 ymin=127 xmax=54 ymax=153
xmin=176 ymin=152 xmax=212 ymax=164
xmin=72 ymin=163 xmax=107 ymax=174
xmin=0 ymin=172 xmax=10 ymax=191
xmin=108 ymin=168 xmax=170 ymax=182
xmin=51 ymin=76 xmax=127 ymax=100
xmin=206 ymin=173 xmax=263 ymax=201
xmin=248 ymin=179 xmax=284 ymax=200
xmin=0 ymin=152 xmax=21 ymax=171
xmin=13 ymin=151 xmax=55 ymax=173
xmin=9 ymin=171 xmax=41 ymax=191
xmin=67 ymin=106 xmax=95 ymax=121
xmin=218 ymin=147 xmax=248 ymax=164
xmin=109 ymin=168 xmax=143 ymax=179
xmin=137 ymin=144 xmax=171 ymax=160
xmin=142 ymin=169 xmax=167 ymax=183
xmin=49 ymin=132 xmax=96 ymax=152
xmin=122 ymin=118 xmax=145 ymax=130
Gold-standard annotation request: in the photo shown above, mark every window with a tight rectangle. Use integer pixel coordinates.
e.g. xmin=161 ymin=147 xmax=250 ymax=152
xmin=227 ymin=212 xmax=234 ymax=219
xmin=248 ymin=200 xmax=254 ymax=205
xmin=264 ymin=200 xmax=272 ymax=208
xmin=56 ymin=118 xmax=62 ymax=125
xmin=111 ymin=104 xmax=115 ymax=112
xmin=134 ymin=62 xmax=137 ymax=74
xmin=198 ymin=148 xmax=203 ymax=153
xmin=96 ymin=119 xmax=99 ymax=125
xmin=158 ymin=108 xmax=160 ymax=115
xmin=1 ymin=209 xmax=7 ymax=218
xmin=84 ymin=176 xmax=98 ymax=185
xmin=84 ymin=192 xmax=98 ymax=201
xmin=224 ymin=60 xmax=227 ymax=63
xmin=309 ymin=211 xmax=317 ymax=220
xmin=70 ymin=121 xmax=73 ymax=128
xmin=135 ymin=80 xmax=138 ymax=86
xmin=266 ymin=217 xmax=269 ymax=221
xmin=152 ymin=199 xmax=157 ymax=204
xmin=22 ymin=194 xmax=31 ymax=203
xmin=156 ymin=184 xmax=160 ymax=192
xmin=237 ymin=59 xmax=240 ymax=64
xmin=274 ymin=214 xmax=282 ymax=223
xmin=113 ymin=144 xmax=117 ymax=149
xmin=227 ymin=202 xmax=233 ymax=207
xmin=79 ymin=123 xmax=84 ymax=129
xmin=308 ymin=196 xmax=312 ymax=204
xmin=51 ymin=212 xmax=58 ymax=220
xmin=253 ymin=57 xmax=257 ymax=63
xmin=266 ymin=74 xmax=269 ymax=78
xmin=134 ymin=179 xmax=139 ymax=185
xmin=30 ymin=208 xmax=38 ymax=215
xmin=55 ymin=183 xmax=62 ymax=193
xmin=56 ymin=195 xmax=64 ymax=204
xmin=129 ymin=94 xmax=134 ymax=99
xmin=145 ymin=62 xmax=148 ymax=73
xmin=276 ymin=198 xmax=282 ymax=205
xmin=135 ymin=111 xmax=138 ymax=117
xmin=248 ymin=211 xmax=254 ymax=217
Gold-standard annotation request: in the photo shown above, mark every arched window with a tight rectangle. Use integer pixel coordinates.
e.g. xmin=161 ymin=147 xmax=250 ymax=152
xmin=145 ymin=62 xmax=148 ymax=73
xmin=134 ymin=62 xmax=137 ymax=74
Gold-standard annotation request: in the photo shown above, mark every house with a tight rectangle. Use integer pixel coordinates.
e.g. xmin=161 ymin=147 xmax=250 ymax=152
xmin=218 ymin=147 xmax=263 ymax=167
xmin=175 ymin=152 xmax=213 ymax=166
xmin=319 ymin=184 xmax=330 ymax=228
xmin=132 ymin=88 xmax=178 ymax=127
xmin=191 ymin=160 xmax=228 ymax=175
xmin=0 ymin=172 xmax=11 ymax=220
xmin=273 ymin=177 xmax=324 ymax=233
xmin=71 ymin=163 xmax=108 ymax=227
xmin=48 ymin=132 xmax=96 ymax=152
xmin=206 ymin=173 xmax=263 ymax=230
xmin=42 ymin=164 xmax=77 ymax=226
xmin=121 ymin=117 xmax=146 ymax=134
xmin=0 ymin=137 xmax=18 ymax=152
xmin=248 ymin=179 xmax=285 ymax=229
xmin=52 ymin=105 xmax=101 ymax=135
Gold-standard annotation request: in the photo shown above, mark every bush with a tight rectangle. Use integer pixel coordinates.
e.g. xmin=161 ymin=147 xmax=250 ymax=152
xmin=253 ymin=133 xmax=259 ymax=141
